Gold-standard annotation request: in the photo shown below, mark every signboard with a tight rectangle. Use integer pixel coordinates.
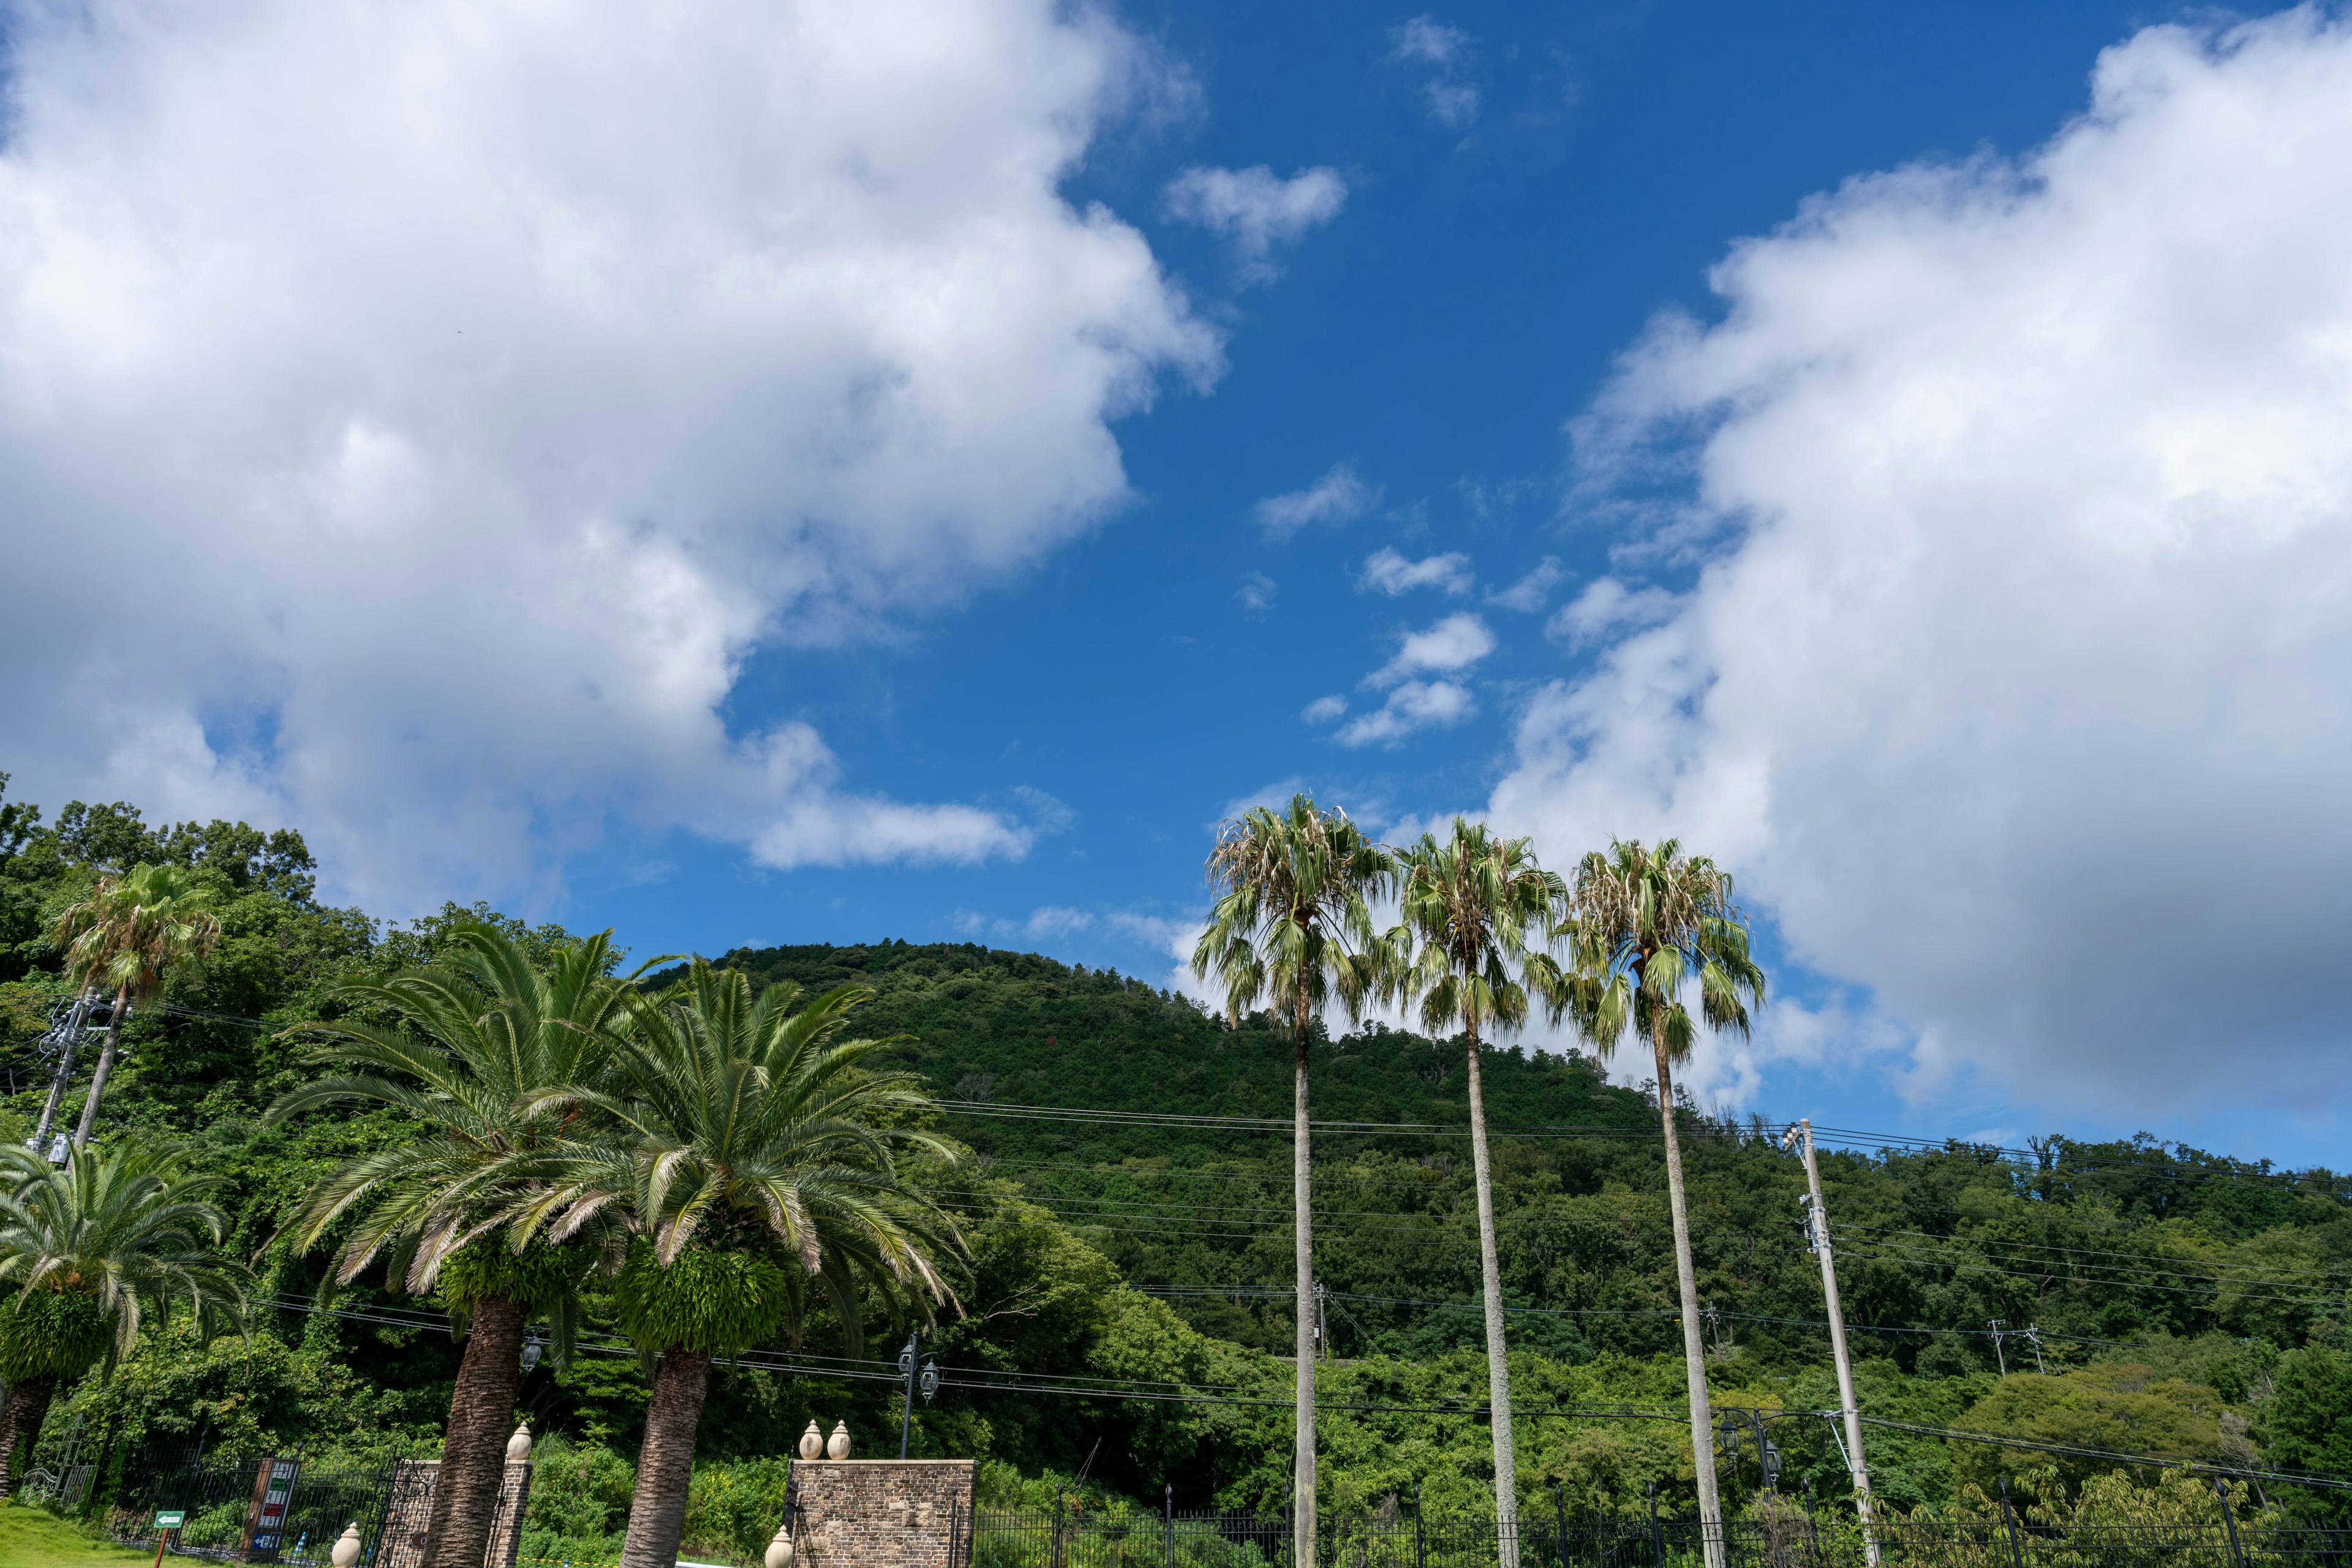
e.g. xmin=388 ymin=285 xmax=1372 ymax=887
xmin=155 ymin=1512 xmax=186 ymax=1529
xmin=239 ymin=1455 xmax=304 ymax=1563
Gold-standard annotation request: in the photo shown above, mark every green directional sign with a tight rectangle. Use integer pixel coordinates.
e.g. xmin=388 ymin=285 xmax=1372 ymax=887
xmin=155 ymin=1512 xmax=186 ymax=1529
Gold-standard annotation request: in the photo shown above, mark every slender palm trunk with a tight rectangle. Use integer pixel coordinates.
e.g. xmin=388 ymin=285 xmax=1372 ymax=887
xmin=423 ymin=1294 xmax=527 ymax=1568
xmin=70 ymin=989 xmax=132 ymax=1152
xmin=620 ymin=1349 xmax=714 ymax=1568
xmin=1291 ymin=1019 xmax=1317 ymax=1560
xmin=0 ymin=1376 xmax=57 ymax=1498
xmin=1654 ymin=1020 xmax=1722 ymax=1568
xmin=1461 ymin=1023 xmax=1519 ymax=1566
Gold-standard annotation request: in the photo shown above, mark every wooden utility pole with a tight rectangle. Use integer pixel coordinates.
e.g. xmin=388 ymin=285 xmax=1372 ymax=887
xmin=1786 ymin=1120 xmax=1880 ymax=1567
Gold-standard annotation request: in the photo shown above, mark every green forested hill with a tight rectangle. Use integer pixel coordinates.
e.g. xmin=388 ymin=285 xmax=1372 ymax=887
xmin=9 ymin=780 xmax=2352 ymax=1547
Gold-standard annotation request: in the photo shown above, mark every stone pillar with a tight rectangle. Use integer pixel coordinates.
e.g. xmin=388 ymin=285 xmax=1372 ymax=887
xmin=789 ymin=1459 xmax=977 ymax=1568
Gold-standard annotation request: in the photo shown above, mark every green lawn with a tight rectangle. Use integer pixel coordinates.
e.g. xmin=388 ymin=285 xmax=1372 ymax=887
xmin=0 ymin=1507 xmax=155 ymax=1568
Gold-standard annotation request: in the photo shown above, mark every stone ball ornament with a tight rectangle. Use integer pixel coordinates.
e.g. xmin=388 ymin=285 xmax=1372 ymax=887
xmin=799 ymin=1420 xmax=824 ymax=1461
xmin=505 ymin=1422 xmax=534 ymax=1463
xmin=826 ymin=1420 xmax=851 ymax=1460
xmin=765 ymin=1520 xmax=795 ymax=1568
xmin=330 ymin=1523 xmax=364 ymax=1568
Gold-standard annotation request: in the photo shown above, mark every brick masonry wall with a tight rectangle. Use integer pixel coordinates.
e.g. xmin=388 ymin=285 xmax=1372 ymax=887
xmin=791 ymin=1459 xmax=976 ymax=1568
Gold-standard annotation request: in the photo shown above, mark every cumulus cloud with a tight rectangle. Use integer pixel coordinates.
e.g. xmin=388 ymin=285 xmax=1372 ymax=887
xmin=1488 ymin=557 xmax=1564 ymax=612
xmin=1546 ymin=578 xmax=1677 ymax=650
xmin=1366 ymin=612 xmax=1497 ymax=688
xmin=1360 ymin=546 xmax=1474 ymax=597
xmin=0 ymin=0 xmax=1219 ymax=912
xmin=1237 ymin=571 xmax=1279 ymax=612
xmin=1163 ymin=165 xmax=1348 ymax=283
xmin=1301 ymin=694 xmax=1349 ymax=724
xmin=1337 ymin=679 xmax=1476 ymax=747
xmin=1254 ymin=461 xmax=1380 ymax=540
xmin=1491 ymin=9 xmax=2352 ymax=1117
xmin=1386 ymin=17 xmax=1480 ymax=128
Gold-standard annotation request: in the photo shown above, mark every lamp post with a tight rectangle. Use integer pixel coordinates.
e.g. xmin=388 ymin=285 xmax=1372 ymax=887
xmin=898 ymin=1333 xmax=938 ymax=1458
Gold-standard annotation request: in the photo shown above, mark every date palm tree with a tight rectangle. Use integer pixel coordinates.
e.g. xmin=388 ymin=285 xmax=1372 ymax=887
xmin=503 ymin=960 xmax=962 ymax=1568
xmin=1194 ymin=794 xmax=1393 ymax=1543
xmin=45 ymin=863 xmax=223 ymax=1153
xmin=1566 ymin=839 xmax=1765 ymax=1567
xmin=1388 ymin=818 xmax=1567 ymax=1563
xmin=266 ymin=923 xmax=652 ymax=1568
xmin=0 ymin=1140 xmax=244 ymax=1496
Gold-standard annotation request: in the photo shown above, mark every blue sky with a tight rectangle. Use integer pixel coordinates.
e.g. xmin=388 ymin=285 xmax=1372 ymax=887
xmin=7 ymin=0 xmax=2352 ymax=1164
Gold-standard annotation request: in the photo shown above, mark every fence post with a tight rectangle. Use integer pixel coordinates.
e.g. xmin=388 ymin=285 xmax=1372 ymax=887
xmin=1414 ymin=1483 xmax=1425 ymax=1568
xmin=1054 ymin=1485 xmax=1065 ymax=1568
xmin=2214 ymin=1479 xmax=2249 ymax=1568
xmin=1996 ymin=1479 xmax=2026 ymax=1568
xmin=1647 ymin=1482 xmax=1664 ymax=1566
xmin=1555 ymin=1484 xmax=1566 ymax=1568
xmin=1165 ymin=1483 xmax=1174 ymax=1568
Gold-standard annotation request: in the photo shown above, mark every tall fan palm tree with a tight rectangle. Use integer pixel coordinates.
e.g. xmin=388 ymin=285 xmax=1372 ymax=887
xmin=1388 ymin=819 xmax=1567 ymax=1561
xmin=266 ymin=924 xmax=651 ymax=1568
xmin=46 ymin=864 xmax=224 ymax=1153
xmin=1193 ymin=794 xmax=1393 ymax=1544
xmin=505 ymin=961 xmax=962 ymax=1568
xmin=0 ymin=1140 xmax=245 ymax=1496
xmin=1566 ymin=840 xmax=1765 ymax=1567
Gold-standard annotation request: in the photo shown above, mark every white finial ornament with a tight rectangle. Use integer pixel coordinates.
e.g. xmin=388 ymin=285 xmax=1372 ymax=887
xmin=505 ymin=1422 xmax=534 ymax=1462
xmin=765 ymin=1521 xmax=796 ymax=1568
xmin=826 ymin=1420 xmax=851 ymax=1460
xmin=331 ymin=1523 xmax=364 ymax=1568
xmin=799 ymin=1420 xmax=824 ymax=1461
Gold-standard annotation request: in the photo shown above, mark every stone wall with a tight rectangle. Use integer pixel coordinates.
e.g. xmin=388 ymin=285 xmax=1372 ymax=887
xmin=791 ymin=1459 xmax=976 ymax=1568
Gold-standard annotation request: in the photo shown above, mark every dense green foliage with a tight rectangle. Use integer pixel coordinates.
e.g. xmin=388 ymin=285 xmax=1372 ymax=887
xmin=6 ymin=777 xmax=2352 ymax=1536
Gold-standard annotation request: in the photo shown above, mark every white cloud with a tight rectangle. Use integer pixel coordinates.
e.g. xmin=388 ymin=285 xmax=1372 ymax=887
xmin=1336 ymin=679 xmax=1476 ymax=747
xmin=1386 ymin=17 xmax=1480 ymax=128
xmin=1488 ymin=557 xmax=1565 ymax=612
xmin=1254 ymin=461 xmax=1379 ymax=540
xmin=1546 ymin=578 xmax=1677 ymax=650
xmin=1163 ymin=165 xmax=1348 ymax=283
xmin=1301 ymin=695 xmax=1349 ymax=724
xmin=1491 ymin=9 xmax=2352 ymax=1119
xmin=1359 ymin=546 xmax=1474 ymax=597
xmin=0 ymin=0 xmax=1219 ymax=913
xmin=1365 ymin=612 xmax=1497 ymax=687
xmin=1237 ymin=571 xmax=1279 ymax=612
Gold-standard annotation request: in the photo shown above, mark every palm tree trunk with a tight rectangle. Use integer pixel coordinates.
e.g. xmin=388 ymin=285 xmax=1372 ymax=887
xmin=1291 ymin=1019 xmax=1317 ymax=1563
xmin=70 ymin=989 xmax=132 ymax=1152
xmin=1462 ymin=1025 xmax=1519 ymax=1568
xmin=423 ymin=1294 xmax=527 ymax=1568
xmin=1655 ymin=1022 xmax=1723 ymax=1568
xmin=619 ymin=1349 xmax=714 ymax=1568
xmin=0 ymin=1376 xmax=58 ymax=1499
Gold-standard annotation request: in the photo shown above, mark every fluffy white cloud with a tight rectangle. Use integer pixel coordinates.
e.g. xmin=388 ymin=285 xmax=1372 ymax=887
xmin=1254 ymin=461 xmax=1380 ymax=540
xmin=1338 ymin=679 xmax=1475 ymax=747
xmin=1492 ymin=10 xmax=2352 ymax=1117
xmin=0 ymin=0 xmax=1219 ymax=911
xmin=1547 ymin=578 xmax=1676 ymax=650
xmin=1163 ymin=165 xmax=1348 ymax=283
xmin=1360 ymin=546 xmax=1474 ymax=597
xmin=1301 ymin=695 xmax=1349 ymax=724
xmin=1366 ymin=612 xmax=1496 ymax=688
xmin=1386 ymin=17 xmax=1479 ymax=128
xmin=1488 ymin=557 xmax=1564 ymax=612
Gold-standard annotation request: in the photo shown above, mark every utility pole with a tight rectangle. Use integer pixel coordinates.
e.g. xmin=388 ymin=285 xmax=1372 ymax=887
xmin=2024 ymin=1325 xmax=2046 ymax=1375
xmin=1989 ymin=1321 xmax=2007 ymax=1376
xmin=1784 ymin=1120 xmax=1879 ymax=1567
xmin=1314 ymin=1281 xmax=1329 ymax=1363
xmin=27 ymin=992 xmax=94 ymax=1158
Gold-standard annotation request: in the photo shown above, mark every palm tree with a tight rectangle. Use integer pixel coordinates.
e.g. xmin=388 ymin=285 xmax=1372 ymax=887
xmin=1193 ymin=794 xmax=1393 ymax=1542
xmin=1566 ymin=840 xmax=1765 ymax=1567
xmin=505 ymin=961 xmax=961 ymax=1568
xmin=1388 ymin=818 xmax=1567 ymax=1561
xmin=0 ymin=1140 xmax=245 ymax=1496
xmin=266 ymin=923 xmax=650 ymax=1568
xmin=46 ymin=863 xmax=224 ymax=1153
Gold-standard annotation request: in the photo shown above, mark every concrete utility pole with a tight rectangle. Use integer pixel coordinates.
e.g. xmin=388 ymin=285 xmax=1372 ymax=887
xmin=27 ymin=991 xmax=94 ymax=1156
xmin=1785 ymin=1119 xmax=1879 ymax=1567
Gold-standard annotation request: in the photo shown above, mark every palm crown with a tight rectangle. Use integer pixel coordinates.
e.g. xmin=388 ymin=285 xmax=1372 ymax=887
xmin=51 ymin=862 xmax=223 ymax=1007
xmin=1567 ymin=837 xmax=1766 ymax=1063
xmin=1390 ymin=818 xmax=1570 ymax=1041
xmin=1194 ymin=794 xmax=1395 ymax=1032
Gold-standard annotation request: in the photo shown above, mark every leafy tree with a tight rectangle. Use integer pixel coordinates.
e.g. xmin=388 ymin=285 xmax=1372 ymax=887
xmin=1387 ymin=816 xmax=1567 ymax=1553
xmin=267 ymin=922 xmax=646 ymax=1568
xmin=0 ymin=1140 xmax=244 ymax=1494
xmin=1194 ymin=794 xmax=1394 ymax=1538
xmin=1951 ymin=1364 xmax=2231 ymax=1495
xmin=1566 ymin=839 xmax=1765 ymax=1561
xmin=2255 ymin=1344 xmax=2352 ymax=1518
xmin=510 ymin=962 xmax=962 ymax=1568
xmin=50 ymin=862 xmax=224 ymax=1152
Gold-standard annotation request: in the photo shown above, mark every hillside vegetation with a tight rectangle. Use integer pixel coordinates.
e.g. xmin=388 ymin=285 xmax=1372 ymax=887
xmin=6 ymin=779 xmax=2352 ymax=1560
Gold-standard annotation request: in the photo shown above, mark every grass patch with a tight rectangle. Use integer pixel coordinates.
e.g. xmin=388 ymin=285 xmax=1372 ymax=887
xmin=0 ymin=1506 xmax=156 ymax=1568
